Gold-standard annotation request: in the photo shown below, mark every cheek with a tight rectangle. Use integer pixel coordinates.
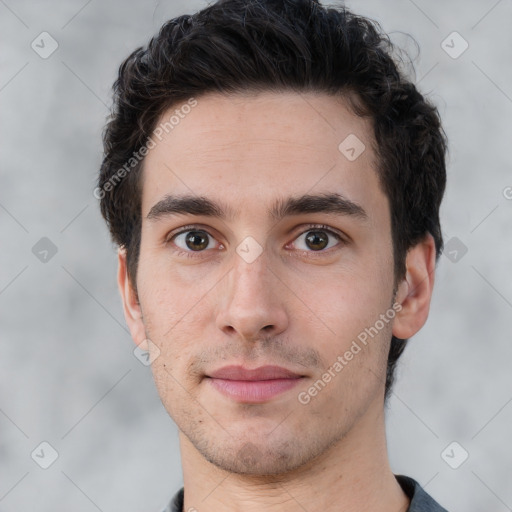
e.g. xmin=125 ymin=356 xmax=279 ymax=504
xmin=301 ymin=274 xmax=394 ymax=407
xmin=144 ymin=316 xmax=202 ymax=419
xmin=137 ymin=251 xmax=208 ymax=328
xmin=136 ymin=269 xmax=195 ymax=379
xmin=290 ymin=262 xmax=392 ymax=349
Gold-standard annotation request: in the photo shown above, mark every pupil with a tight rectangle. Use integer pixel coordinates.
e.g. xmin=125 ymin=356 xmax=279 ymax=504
xmin=306 ymin=231 xmax=328 ymax=250
xmin=186 ymin=231 xmax=208 ymax=251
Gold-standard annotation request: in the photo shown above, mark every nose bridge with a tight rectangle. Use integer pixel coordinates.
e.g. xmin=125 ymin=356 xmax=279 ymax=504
xmin=231 ymin=247 xmax=269 ymax=300
xmin=228 ymin=246 xmax=273 ymax=314
xmin=216 ymin=244 xmax=288 ymax=340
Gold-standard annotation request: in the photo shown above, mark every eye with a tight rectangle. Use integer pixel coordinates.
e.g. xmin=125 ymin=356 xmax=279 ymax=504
xmin=168 ymin=227 xmax=222 ymax=256
xmin=290 ymin=225 xmax=344 ymax=253
xmin=166 ymin=223 xmax=345 ymax=259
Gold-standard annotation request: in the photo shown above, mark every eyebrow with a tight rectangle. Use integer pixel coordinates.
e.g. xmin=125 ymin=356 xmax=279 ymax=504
xmin=146 ymin=192 xmax=368 ymax=223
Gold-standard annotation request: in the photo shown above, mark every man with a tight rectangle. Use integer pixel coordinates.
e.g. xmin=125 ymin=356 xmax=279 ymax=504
xmin=97 ymin=0 xmax=449 ymax=510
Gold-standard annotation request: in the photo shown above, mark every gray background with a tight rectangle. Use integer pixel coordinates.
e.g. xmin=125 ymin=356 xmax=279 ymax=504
xmin=1 ymin=0 xmax=511 ymax=510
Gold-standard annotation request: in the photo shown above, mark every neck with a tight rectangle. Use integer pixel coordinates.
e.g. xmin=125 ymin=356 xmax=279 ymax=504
xmin=179 ymin=399 xmax=409 ymax=512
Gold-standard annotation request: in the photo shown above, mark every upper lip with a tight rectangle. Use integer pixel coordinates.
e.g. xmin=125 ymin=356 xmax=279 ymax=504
xmin=207 ymin=365 xmax=303 ymax=381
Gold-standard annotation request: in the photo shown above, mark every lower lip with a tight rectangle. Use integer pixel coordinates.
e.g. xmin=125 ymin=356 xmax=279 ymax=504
xmin=207 ymin=377 xmax=303 ymax=403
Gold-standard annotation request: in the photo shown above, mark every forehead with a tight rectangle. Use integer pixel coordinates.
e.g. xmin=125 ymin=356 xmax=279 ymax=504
xmin=140 ymin=91 xmax=386 ymax=223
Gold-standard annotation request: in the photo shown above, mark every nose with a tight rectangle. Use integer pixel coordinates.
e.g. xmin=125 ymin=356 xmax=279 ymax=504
xmin=215 ymin=247 xmax=289 ymax=342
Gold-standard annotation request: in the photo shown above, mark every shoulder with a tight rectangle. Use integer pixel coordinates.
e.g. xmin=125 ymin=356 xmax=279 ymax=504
xmin=160 ymin=486 xmax=184 ymax=512
xmin=396 ymin=474 xmax=449 ymax=512
xmin=163 ymin=480 xmax=449 ymax=512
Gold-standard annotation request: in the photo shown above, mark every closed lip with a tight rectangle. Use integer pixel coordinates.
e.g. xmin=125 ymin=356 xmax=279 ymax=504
xmin=206 ymin=365 xmax=304 ymax=381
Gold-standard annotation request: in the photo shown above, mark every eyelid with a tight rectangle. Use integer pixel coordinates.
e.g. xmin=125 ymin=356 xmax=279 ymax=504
xmin=290 ymin=223 xmax=346 ymax=242
xmin=166 ymin=223 xmax=221 ymax=241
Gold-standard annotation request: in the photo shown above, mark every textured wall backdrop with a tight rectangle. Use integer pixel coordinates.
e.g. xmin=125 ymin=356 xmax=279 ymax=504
xmin=1 ymin=0 xmax=511 ymax=511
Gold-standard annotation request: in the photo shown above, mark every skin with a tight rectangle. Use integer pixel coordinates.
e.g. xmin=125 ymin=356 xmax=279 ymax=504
xmin=118 ymin=91 xmax=436 ymax=512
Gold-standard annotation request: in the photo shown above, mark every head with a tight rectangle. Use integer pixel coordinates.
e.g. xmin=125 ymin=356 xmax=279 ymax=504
xmin=98 ymin=0 xmax=446 ymax=475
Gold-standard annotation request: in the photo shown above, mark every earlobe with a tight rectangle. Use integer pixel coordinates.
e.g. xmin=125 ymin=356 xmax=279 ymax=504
xmin=392 ymin=234 xmax=437 ymax=340
xmin=117 ymin=248 xmax=148 ymax=349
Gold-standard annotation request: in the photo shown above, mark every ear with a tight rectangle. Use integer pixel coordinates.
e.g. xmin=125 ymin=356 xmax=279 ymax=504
xmin=392 ymin=233 xmax=437 ymax=340
xmin=117 ymin=248 xmax=148 ymax=350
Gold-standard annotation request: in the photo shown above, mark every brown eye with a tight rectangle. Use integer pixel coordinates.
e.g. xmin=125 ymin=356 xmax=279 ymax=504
xmin=305 ymin=230 xmax=329 ymax=250
xmin=184 ymin=231 xmax=209 ymax=251
xmin=292 ymin=226 xmax=343 ymax=253
xmin=173 ymin=230 xmax=213 ymax=252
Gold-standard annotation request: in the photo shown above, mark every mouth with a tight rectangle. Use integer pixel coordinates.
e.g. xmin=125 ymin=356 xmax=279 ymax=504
xmin=205 ymin=365 xmax=306 ymax=403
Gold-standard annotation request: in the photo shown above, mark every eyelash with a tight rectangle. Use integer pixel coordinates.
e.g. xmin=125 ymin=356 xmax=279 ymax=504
xmin=166 ymin=224 xmax=345 ymax=260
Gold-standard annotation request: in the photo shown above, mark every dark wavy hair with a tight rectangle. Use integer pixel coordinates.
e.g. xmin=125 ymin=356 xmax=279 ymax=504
xmin=98 ymin=0 xmax=447 ymax=401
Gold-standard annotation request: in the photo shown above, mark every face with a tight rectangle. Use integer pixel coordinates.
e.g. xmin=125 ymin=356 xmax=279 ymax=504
xmin=122 ymin=91 xmax=401 ymax=475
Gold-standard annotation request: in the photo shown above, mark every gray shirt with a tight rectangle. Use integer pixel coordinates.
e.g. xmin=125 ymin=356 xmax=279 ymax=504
xmin=160 ymin=474 xmax=449 ymax=511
